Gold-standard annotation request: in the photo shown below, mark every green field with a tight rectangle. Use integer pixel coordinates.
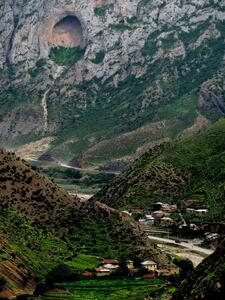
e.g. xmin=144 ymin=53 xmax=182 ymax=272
xmin=37 ymin=278 xmax=168 ymax=300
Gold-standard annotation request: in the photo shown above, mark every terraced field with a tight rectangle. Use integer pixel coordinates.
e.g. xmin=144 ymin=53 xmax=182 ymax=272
xmin=35 ymin=278 xmax=169 ymax=300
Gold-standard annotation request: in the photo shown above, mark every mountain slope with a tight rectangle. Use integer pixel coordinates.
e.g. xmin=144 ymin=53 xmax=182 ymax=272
xmin=0 ymin=148 xmax=163 ymax=259
xmin=92 ymin=118 xmax=225 ymax=223
xmin=0 ymin=148 xmax=169 ymax=297
xmin=0 ymin=208 xmax=70 ymax=299
xmin=173 ymin=238 xmax=225 ymax=300
xmin=1 ymin=1 xmax=225 ymax=167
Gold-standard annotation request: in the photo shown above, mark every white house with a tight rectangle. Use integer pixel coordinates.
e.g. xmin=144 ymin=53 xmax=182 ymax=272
xmin=145 ymin=215 xmax=155 ymax=226
xmin=103 ymin=263 xmax=119 ymax=269
xmin=152 ymin=210 xmax=165 ymax=219
xmin=141 ymin=260 xmax=158 ymax=272
xmin=95 ymin=267 xmax=111 ymax=277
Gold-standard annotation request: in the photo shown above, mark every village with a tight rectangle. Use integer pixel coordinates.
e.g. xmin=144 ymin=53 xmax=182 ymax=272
xmin=80 ymin=201 xmax=215 ymax=281
xmin=121 ymin=200 xmax=219 ymax=240
xmin=82 ymin=257 xmax=180 ymax=280
xmin=136 ymin=201 xmax=208 ymax=229
xmin=119 ymin=200 xmax=221 ymax=256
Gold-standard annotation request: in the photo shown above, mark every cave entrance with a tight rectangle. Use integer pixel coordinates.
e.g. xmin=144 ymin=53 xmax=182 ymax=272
xmin=52 ymin=15 xmax=83 ymax=47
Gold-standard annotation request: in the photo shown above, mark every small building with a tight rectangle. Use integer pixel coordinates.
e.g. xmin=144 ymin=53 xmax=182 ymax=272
xmin=186 ymin=208 xmax=208 ymax=216
xmin=204 ymin=233 xmax=219 ymax=242
xmin=179 ymin=223 xmax=188 ymax=229
xmin=127 ymin=260 xmax=134 ymax=270
xmin=154 ymin=203 xmax=177 ymax=213
xmin=186 ymin=208 xmax=195 ymax=214
xmin=152 ymin=210 xmax=165 ymax=219
xmin=139 ymin=216 xmax=155 ymax=226
xmin=141 ymin=260 xmax=158 ymax=272
xmin=121 ymin=210 xmax=132 ymax=216
xmin=160 ymin=217 xmax=175 ymax=227
xmin=139 ymin=218 xmax=147 ymax=225
xmin=145 ymin=215 xmax=155 ymax=226
xmin=145 ymin=214 xmax=153 ymax=219
xmin=190 ymin=223 xmax=201 ymax=231
xmin=103 ymin=263 xmax=119 ymax=270
xmin=195 ymin=209 xmax=208 ymax=216
xmin=95 ymin=266 xmax=111 ymax=277
xmin=160 ymin=204 xmax=170 ymax=212
xmin=162 ymin=204 xmax=177 ymax=213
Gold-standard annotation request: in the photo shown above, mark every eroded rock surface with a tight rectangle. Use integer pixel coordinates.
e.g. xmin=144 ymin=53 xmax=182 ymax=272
xmin=0 ymin=0 xmax=225 ymax=165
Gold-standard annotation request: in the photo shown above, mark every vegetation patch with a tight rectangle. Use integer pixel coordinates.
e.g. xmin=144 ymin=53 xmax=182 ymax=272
xmin=49 ymin=47 xmax=85 ymax=66
xmin=91 ymin=51 xmax=105 ymax=64
xmin=109 ymin=23 xmax=131 ymax=31
xmin=94 ymin=4 xmax=114 ymax=17
xmin=28 ymin=59 xmax=46 ymax=78
xmin=64 ymin=253 xmax=100 ymax=273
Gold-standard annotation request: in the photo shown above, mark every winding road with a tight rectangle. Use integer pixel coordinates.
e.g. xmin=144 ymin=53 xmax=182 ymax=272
xmin=148 ymin=235 xmax=214 ymax=256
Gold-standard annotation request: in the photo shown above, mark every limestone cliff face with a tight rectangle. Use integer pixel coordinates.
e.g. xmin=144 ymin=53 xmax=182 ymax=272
xmin=0 ymin=0 xmax=225 ymax=166
xmin=1 ymin=0 xmax=225 ymax=81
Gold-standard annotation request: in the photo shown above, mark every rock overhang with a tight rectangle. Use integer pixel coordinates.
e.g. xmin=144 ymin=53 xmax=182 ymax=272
xmin=41 ymin=10 xmax=86 ymax=53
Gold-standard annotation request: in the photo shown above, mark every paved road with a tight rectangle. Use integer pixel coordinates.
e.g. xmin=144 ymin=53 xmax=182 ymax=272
xmin=148 ymin=235 xmax=214 ymax=256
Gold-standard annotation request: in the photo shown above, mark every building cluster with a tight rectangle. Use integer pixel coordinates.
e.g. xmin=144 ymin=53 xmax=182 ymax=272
xmin=94 ymin=259 xmax=120 ymax=277
xmin=203 ymin=232 xmax=219 ymax=244
xmin=82 ymin=257 xmax=179 ymax=279
xmin=137 ymin=200 xmax=209 ymax=228
xmin=186 ymin=208 xmax=208 ymax=216
xmin=138 ymin=202 xmax=177 ymax=227
xmin=127 ymin=259 xmax=179 ymax=278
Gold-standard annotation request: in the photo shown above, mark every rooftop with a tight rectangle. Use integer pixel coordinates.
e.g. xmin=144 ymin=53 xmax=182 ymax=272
xmin=141 ymin=260 xmax=157 ymax=266
xmin=102 ymin=259 xmax=120 ymax=265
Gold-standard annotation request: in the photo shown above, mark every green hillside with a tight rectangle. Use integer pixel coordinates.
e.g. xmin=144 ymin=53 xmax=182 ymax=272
xmin=0 ymin=148 xmax=169 ymax=298
xmin=92 ymin=118 xmax=225 ymax=223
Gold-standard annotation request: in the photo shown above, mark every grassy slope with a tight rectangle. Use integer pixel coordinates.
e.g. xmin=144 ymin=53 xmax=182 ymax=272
xmin=0 ymin=149 xmax=169 ymax=296
xmin=92 ymin=118 xmax=225 ymax=223
xmin=0 ymin=208 xmax=103 ymax=298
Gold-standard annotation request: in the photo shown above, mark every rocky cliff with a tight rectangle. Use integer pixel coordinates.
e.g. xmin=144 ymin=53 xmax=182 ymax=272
xmin=1 ymin=0 xmax=225 ymax=167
